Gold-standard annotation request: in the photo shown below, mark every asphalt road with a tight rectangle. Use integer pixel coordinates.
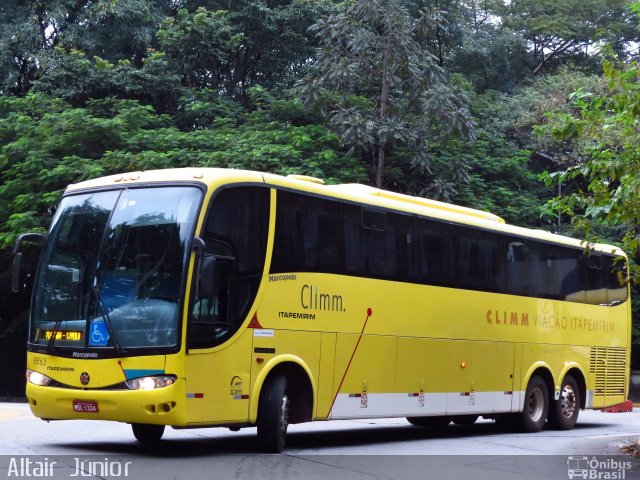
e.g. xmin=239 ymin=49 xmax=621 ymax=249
xmin=0 ymin=403 xmax=639 ymax=479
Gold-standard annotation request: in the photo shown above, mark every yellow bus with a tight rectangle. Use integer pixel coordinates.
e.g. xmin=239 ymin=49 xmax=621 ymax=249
xmin=15 ymin=168 xmax=631 ymax=452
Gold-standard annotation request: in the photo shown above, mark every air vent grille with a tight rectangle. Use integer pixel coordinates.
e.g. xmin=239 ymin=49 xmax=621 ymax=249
xmin=590 ymin=347 xmax=627 ymax=397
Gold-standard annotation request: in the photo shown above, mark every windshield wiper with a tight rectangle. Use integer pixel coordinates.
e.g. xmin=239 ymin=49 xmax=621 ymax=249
xmin=92 ymin=285 xmax=124 ymax=354
xmin=47 ymin=281 xmax=79 ymax=352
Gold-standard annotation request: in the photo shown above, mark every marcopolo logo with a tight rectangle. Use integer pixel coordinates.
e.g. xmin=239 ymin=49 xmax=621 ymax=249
xmin=567 ymin=456 xmax=632 ymax=479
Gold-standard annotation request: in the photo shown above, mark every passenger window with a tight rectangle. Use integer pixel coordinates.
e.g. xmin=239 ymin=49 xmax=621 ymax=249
xmin=270 ymin=191 xmax=342 ymax=274
xmin=505 ymin=240 xmax=545 ymax=297
xmin=459 ymin=231 xmax=504 ymax=292
xmin=405 ymin=217 xmax=456 ymax=287
xmin=344 ymin=206 xmax=402 ymax=279
xmin=547 ymin=246 xmax=586 ymax=303
xmin=604 ymin=255 xmax=628 ymax=305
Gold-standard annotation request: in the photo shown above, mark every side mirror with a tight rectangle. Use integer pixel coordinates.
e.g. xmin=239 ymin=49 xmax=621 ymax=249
xmin=12 ymin=233 xmax=46 ymax=293
xmin=11 ymin=253 xmax=23 ymax=293
xmin=198 ymin=254 xmax=216 ymax=299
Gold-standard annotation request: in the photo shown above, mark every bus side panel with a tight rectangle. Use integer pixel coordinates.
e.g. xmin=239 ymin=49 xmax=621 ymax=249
xmin=184 ymin=329 xmax=253 ymax=424
xmin=445 ymin=340 xmax=514 ymax=415
xmin=250 ymin=329 xmax=322 ymax=418
xmin=316 ymin=332 xmax=337 ymax=420
xmin=512 ymin=343 xmax=524 ymax=412
xmin=329 ymin=334 xmax=397 ymax=419
xmin=393 ymin=337 xmax=449 ymax=417
xmin=494 ymin=342 xmax=516 ymax=413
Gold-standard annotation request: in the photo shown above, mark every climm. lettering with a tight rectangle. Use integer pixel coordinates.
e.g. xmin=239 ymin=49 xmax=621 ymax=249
xmin=486 ymin=310 xmax=529 ymax=326
xmin=300 ymin=285 xmax=345 ymax=312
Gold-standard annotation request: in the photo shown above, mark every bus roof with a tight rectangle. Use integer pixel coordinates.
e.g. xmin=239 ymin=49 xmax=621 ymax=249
xmin=66 ymin=168 xmax=625 ymax=257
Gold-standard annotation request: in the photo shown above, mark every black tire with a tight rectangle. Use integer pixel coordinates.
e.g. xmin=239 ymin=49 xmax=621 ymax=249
xmin=406 ymin=416 xmax=450 ymax=428
xmin=257 ymin=375 xmax=289 ymax=453
xmin=132 ymin=423 xmax=165 ymax=443
xmin=451 ymin=415 xmax=478 ymax=426
xmin=518 ymin=375 xmax=549 ymax=432
xmin=547 ymin=374 xmax=580 ymax=430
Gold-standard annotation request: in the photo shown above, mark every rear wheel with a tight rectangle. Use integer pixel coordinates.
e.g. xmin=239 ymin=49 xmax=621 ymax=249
xmin=451 ymin=415 xmax=478 ymax=426
xmin=547 ymin=374 xmax=580 ymax=430
xmin=406 ymin=416 xmax=450 ymax=428
xmin=131 ymin=424 xmax=165 ymax=443
xmin=257 ymin=375 xmax=289 ymax=453
xmin=519 ymin=375 xmax=549 ymax=432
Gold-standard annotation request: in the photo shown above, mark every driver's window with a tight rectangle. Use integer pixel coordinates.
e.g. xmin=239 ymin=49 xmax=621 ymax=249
xmin=188 ymin=186 xmax=269 ymax=349
xmin=192 ymin=258 xmax=231 ymax=333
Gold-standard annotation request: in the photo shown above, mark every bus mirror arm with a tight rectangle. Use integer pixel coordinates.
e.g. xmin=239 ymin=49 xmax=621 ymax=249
xmin=12 ymin=233 xmax=46 ymax=293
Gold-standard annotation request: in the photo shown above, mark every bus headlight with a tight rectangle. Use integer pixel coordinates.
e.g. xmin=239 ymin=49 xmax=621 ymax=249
xmin=26 ymin=369 xmax=51 ymax=386
xmin=125 ymin=375 xmax=176 ymax=390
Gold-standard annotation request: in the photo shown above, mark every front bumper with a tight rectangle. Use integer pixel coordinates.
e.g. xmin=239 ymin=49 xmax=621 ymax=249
xmin=26 ymin=378 xmax=187 ymax=426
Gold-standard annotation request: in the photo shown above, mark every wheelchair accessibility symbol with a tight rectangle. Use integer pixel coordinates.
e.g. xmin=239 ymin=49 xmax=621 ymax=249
xmin=89 ymin=320 xmax=110 ymax=347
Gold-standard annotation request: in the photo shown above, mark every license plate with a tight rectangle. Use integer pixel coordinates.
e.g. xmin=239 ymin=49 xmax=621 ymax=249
xmin=73 ymin=400 xmax=99 ymax=413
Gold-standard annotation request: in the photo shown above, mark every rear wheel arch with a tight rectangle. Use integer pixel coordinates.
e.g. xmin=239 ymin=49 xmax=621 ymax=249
xmin=522 ymin=363 xmax=555 ymax=397
xmin=561 ymin=366 xmax=587 ymax=410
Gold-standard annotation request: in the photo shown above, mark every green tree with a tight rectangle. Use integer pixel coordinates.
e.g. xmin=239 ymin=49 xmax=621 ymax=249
xmin=0 ymin=0 xmax=174 ymax=96
xmin=300 ymin=0 xmax=474 ymax=189
xmin=0 ymin=92 xmax=365 ymax=249
xmin=452 ymin=0 xmax=532 ymax=92
xmin=503 ymin=0 xmax=638 ymax=75
xmin=541 ymin=55 xmax=640 ymax=280
xmin=156 ymin=2 xmax=331 ymax=101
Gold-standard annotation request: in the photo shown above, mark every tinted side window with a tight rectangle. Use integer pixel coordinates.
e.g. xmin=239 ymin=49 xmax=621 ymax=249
xmin=547 ymin=245 xmax=586 ymax=303
xmin=505 ymin=239 xmax=546 ymax=298
xmin=205 ymin=187 xmax=270 ymax=276
xmin=344 ymin=206 xmax=402 ymax=279
xmin=270 ymin=191 xmax=342 ymax=274
xmin=458 ymin=230 xmax=504 ymax=292
xmin=405 ymin=217 xmax=456 ymax=287
xmin=604 ymin=255 xmax=628 ymax=305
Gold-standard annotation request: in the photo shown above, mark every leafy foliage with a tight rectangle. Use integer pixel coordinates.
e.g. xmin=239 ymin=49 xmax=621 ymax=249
xmin=300 ymin=0 xmax=475 ymax=188
xmin=540 ymin=56 xmax=640 ymax=280
xmin=0 ymin=92 xmax=365 ymax=249
xmin=503 ymin=0 xmax=638 ymax=75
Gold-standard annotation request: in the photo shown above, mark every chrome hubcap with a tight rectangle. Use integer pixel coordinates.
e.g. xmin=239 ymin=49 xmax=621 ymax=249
xmin=559 ymin=385 xmax=577 ymax=419
xmin=528 ymin=388 xmax=544 ymax=422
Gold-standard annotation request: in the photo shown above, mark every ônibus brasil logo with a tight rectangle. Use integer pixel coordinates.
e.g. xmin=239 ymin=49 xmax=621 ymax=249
xmin=567 ymin=456 xmax=632 ymax=479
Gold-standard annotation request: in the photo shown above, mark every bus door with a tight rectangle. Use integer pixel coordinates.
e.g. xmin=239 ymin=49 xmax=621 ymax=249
xmin=185 ymin=255 xmax=253 ymax=424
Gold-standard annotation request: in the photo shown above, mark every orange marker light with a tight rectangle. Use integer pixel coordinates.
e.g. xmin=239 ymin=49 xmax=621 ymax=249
xmin=461 ymin=362 xmax=467 ymax=369
xmin=256 ymin=357 xmax=265 ymax=363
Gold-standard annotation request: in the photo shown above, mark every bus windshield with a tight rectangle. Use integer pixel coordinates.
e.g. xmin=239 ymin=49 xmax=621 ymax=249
xmin=30 ymin=186 xmax=201 ymax=353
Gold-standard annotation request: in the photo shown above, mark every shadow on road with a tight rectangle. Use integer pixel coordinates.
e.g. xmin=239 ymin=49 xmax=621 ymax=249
xmin=50 ymin=420 xmax=615 ymax=457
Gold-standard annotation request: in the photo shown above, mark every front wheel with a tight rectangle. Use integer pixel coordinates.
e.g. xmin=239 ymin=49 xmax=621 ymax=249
xmin=257 ymin=375 xmax=289 ymax=453
xmin=131 ymin=423 xmax=165 ymax=443
xmin=547 ymin=374 xmax=580 ymax=430
xmin=519 ymin=375 xmax=549 ymax=432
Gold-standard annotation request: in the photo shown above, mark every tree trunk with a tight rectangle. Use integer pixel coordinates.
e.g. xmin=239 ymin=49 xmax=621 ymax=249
xmin=376 ymin=30 xmax=393 ymax=189
xmin=375 ymin=145 xmax=386 ymax=189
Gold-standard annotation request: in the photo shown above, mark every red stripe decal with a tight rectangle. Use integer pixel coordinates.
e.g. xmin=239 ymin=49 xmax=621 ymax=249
xmin=327 ymin=308 xmax=373 ymax=417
